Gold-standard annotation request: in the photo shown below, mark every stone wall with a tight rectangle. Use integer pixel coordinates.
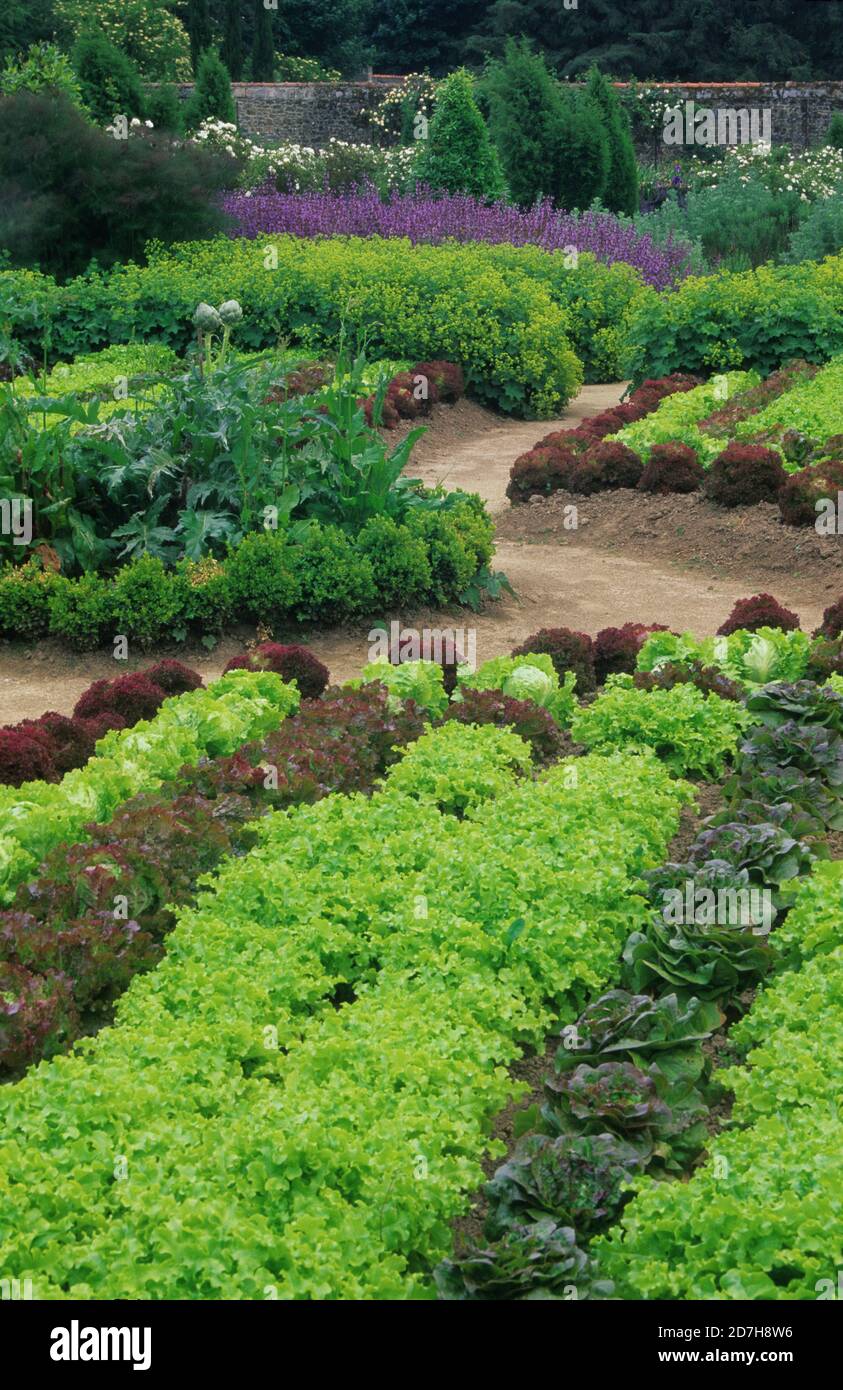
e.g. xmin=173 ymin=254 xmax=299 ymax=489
xmin=622 ymin=82 xmax=843 ymax=163
xmin=175 ymin=79 xmax=843 ymax=157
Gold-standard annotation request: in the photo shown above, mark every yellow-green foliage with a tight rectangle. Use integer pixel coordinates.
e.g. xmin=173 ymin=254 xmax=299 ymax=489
xmin=0 ymin=237 xmax=587 ymax=417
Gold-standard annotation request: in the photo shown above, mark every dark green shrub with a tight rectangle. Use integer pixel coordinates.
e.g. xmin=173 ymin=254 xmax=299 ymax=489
xmin=413 ymin=68 xmax=505 ymax=199
xmin=553 ymin=90 xmax=609 ymax=213
xmin=0 ymin=91 xmax=233 ymax=280
xmin=290 ymin=524 xmax=377 ymax=623
xmin=405 ymin=508 xmax=481 ymax=604
xmin=0 ymin=563 xmax=57 ymax=640
xmin=684 ymin=174 xmax=802 ymax=270
xmin=251 ymin=0 xmax=275 ymax=83
xmin=175 ymin=556 xmax=233 ymax=632
xmin=48 ymin=573 xmax=113 ymax=649
xmin=827 ymin=111 xmax=843 ymax=150
xmin=144 ymin=82 xmax=183 ymax=135
xmin=224 ymin=530 xmax=299 ymax=624
xmin=183 ymin=48 xmax=236 ymax=131
xmin=221 ymin=0 xmax=245 ymax=82
xmin=110 ymin=555 xmax=183 ymax=648
xmin=357 ymin=515 xmax=432 ymax=607
xmin=585 ymin=66 xmax=638 ymax=216
xmin=483 ymin=39 xmax=569 ymax=209
xmin=785 ymin=191 xmax=843 ymax=264
xmin=71 ymin=31 xmax=145 ymax=127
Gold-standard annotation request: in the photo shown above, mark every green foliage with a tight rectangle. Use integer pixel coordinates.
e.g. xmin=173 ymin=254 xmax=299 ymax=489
xmin=183 ymin=48 xmax=235 ymax=131
xmin=597 ymin=866 xmax=843 ymax=1299
xmin=54 ymin=1 xmax=192 ymax=81
xmin=572 ymin=678 xmax=750 ymax=777
xmin=359 ymin=658 xmax=449 ymax=719
xmin=382 ymin=721 xmax=533 ymax=815
xmin=0 ymin=42 xmax=86 ymax=109
xmin=357 ymin=515 xmax=432 ymax=607
xmin=826 ymin=110 xmax=843 ymax=150
xmin=0 ymin=235 xmax=586 ymax=417
xmin=413 ymin=68 xmax=505 ymax=200
xmin=72 ymin=30 xmax=146 ymax=126
xmin=48 ymin=572 xmax=114 ymax=648
xmin=457 ymin=652 xmax=578 ymax=727
xmin=0 ymin=669 xmax=300 ymax=903
xmin=0 ymin=91 xmax=232 ymax=281
xmin=786 ymin=189 xmax=843 ymax=263
xmin=0 ymin=735 xmax=687 ymax=1297
xmin=143 ymin=80 xmax=183 ymax=133
xmin=585 ymin=66 xmax=638 ymax=216
xmin=553 ymin=89 xmax=609 ymax=213
xmin=623 ymin=256 xmax=843 ymax=383
xmin=187 ymin=0 xmax=213 ymax=75
xmin=681 ymin=173 xmax=802 ymax=271
xmin=221 ymin=0 xmax=245 ymax=82
xmin=223 ymin=529 xmax=298 ymax=624
xmin=733 ymin=353 xmax=843 ymax=449
xmin=251 ymin=0 xmax=275 ymax=82
xmin=610 ymin=370 xmax=759 ymax=464
xmin=289 ymin=523 xmax=376 ymax=622
xmin=636 ymin=627 xmax=812 ymax=689
xmin=482 ymin=39 xmax=569 ymax=210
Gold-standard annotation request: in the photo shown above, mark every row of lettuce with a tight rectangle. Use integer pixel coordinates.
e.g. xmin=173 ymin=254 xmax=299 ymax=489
xmin=4 ymin=240 xmax=843 ymax=418
xmin=0 ymin=723 xmax=686 ymax=1298
xmin=439 ymin=647 xmax=843 ymax=1299
xmin=1 ymin=599 xmax=840 ymax=1071
xmin=3 ymin=617 xmax=842 ymax=1298
xmin=510 ymin=354 xmax=843 ymax=518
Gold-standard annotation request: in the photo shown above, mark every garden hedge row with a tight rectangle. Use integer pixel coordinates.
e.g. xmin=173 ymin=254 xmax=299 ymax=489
xmin=0 ymin=503 xmax=494 ymax=649
xmin=1 ymin=235 xmax=593 ymax=418
xmin=624 ymin=254 xmax=843 ymax=384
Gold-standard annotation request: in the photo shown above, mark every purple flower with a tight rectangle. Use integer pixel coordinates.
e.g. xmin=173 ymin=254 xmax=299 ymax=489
xmin=219 ymin=182 xmax=695 ymax=290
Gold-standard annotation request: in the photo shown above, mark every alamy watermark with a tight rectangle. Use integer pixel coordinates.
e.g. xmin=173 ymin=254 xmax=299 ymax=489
xmin=663 ymin=101 xmax=771 ymax=148
xmin=368 ymin=620 xmax=476 ymax=671
xmin=0 ymin=497 xmax=32 ymax=546
xmin=661 ymin=880 xmax=774 ymax=935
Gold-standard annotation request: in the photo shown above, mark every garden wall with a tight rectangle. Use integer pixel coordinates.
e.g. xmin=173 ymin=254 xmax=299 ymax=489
xmin=175 ymin=78 xmax=843 ymax=158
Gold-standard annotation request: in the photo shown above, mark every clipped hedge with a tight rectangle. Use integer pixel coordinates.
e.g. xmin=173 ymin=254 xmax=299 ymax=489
xmin=623 ymin=254 xmax=843 ymax=385
xmin=0 ymin=235 xmax=585 ymax=418
xmin=0 ymin=734 xmax=687 ymax=1299
xmin=0 ymin=502 xmax=494 ymax=649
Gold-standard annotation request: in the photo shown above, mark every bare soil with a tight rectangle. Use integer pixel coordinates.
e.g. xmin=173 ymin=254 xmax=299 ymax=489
xmin=0 ymin=382 xmax=839 ymax=724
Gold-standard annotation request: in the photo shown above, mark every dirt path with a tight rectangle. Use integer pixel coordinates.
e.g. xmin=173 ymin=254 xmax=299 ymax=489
xmin=0 ymin=383 xmax=834 ymax=723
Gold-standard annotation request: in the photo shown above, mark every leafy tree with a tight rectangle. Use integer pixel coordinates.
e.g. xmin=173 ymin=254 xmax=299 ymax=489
xmin=585 ymin=64 xmax=638 ymax=214
xmin=0 ymin=41 xmax=87 ymax=110
xmin=366 ymin=0 xmax=489 ymax=75
xmin=413 ymin=67 xmax=504 ymax=198
xmin=187 ymin=0 xmax=213 ymax=73
xmin=0 ymin=1 xmax=59 ymax=67
xmin=251 ymin=0 xmax=275 ymax=81
xmin=464 ymin=0 xmax=843 ymax=82
xmin=184 ymin=47 xmax=235 ymax=128
xmin=72 ymin=31 xmax=146 ymax=126
xmin=54 ymin=1 xmax=192 ymax=80
xmin=221 ymin=0 xmax=244 ymax=81
xmin=482 ymin=39 xmax=570 ymax=208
